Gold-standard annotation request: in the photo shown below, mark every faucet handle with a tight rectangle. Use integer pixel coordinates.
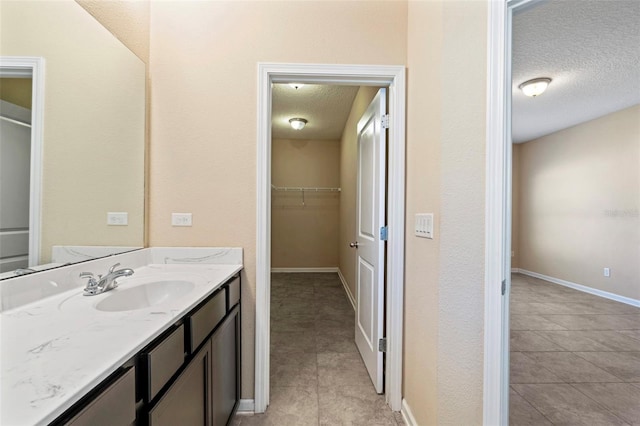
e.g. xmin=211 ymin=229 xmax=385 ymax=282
xmin=109 ymin=263 xmax=121 ymax=273
xmin=80 ymin=272 xmax=98 ymax=288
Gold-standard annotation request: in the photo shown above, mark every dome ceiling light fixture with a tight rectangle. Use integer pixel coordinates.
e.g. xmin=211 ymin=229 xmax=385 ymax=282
xmin=519 ymin=77 xmax=552 ymax=97
xmin=289 ymin=117 xmax=308 ymax=130
xmin=289 ymin=83 xmax=305 ymax=90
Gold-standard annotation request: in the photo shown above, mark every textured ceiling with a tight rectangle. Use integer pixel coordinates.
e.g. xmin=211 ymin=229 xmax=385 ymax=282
xmin=272 ymin=84 xmax=359 ymax=140
xmin=512 ymin=0 xmax=640 ymax=143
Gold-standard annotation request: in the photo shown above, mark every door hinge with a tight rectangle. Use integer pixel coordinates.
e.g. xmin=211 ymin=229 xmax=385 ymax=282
xmin=378 ymin=337 xmax=387 ymax=352
xmin=381 ymin=114 xmax=390 ymax=129
xmin=501 ymin=279 xmax=506 ymax=296
xmin=380 ymin=226 xmax=388 ymax=241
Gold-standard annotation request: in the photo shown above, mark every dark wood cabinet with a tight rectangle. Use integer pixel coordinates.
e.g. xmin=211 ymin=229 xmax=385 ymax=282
xmin=211 ymin=305 xmax=240 ymax=426
xmin=53 ymin=273 xmax=241 ymax=426
xmin=149 ymin=342 xmax=211 ymax=426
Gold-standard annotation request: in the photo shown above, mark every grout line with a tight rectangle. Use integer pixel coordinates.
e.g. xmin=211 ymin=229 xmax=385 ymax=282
xmin=509 ymin=384 xmax=555 ymax=424
xmin=568 ymin=383 xmax=634 ymax=425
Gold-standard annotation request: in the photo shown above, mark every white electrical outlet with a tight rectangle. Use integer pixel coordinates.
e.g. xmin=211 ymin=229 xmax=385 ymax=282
xmin=171 ymin=213 xmax=193 ymax=227
xmin=511 ymin=251 xmax=515 ymax=257
xmin=604 ymin=267 xmax=610 ymax=277
xmin=415 ymin=213 xmax=434 ymax=239
xmin=107 ymin=212 xmax=128 ymax=226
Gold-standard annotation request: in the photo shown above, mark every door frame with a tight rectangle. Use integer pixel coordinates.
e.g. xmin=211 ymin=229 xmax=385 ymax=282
xmin=0 ymin=56 xmax=45 ymax=267
xmin=484 ymin=0 xmax=539 ymax=424
xmin=256 ymin=63 xmax=406 ymax=413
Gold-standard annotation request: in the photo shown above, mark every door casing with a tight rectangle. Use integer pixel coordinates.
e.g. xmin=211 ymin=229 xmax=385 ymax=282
xmin=256 ymin=63 xmax=406 ymax=413
xmin=485 ymin=1 xmax=541 ymax=424
xmin=0 ymin=57 xmax=45 ymax=267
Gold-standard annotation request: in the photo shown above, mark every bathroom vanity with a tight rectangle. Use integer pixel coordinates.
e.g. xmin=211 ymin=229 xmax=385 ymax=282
xmin=0 ymin=248 xmax=243 ymax=426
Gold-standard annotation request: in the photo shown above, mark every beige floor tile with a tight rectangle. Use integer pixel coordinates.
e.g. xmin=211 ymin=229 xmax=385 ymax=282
xmin=238 ymin=386 xmax=319 ymax=426
xmin=271 ymin=330 xmax=319 ymax=354
xmin=318 ymin=385 xmax=398 ymax=425
xmin=574 ymin=352 xmax=640 ymax=382
xmin=510 ymin=330 xmax=566 ymax=351
xmin=524 ymin=351 xmax=621 ymax=383
xmin=509 ymin=388 xmax=552 ymax=425
xmin=572 ymin=383 xmax=640 ymax=425
xmin=511 ymin=315 xmax=567 ymax=331
xmin=542 ymin=314 xmax=640 ymax=331
xmin=511 ymin=384 xmax=628 ymax=425
xmin=510 ymin=352 xmax=563 ymax=384
xmin=533 ymin=330 xmax=616 ymax=351
xmin=270 ymin=351 xmax=317 ymax=387
xmin=577 ymin=330 xmax=640 ymax=351
xmin=316 ymin=328 xmax=358 ymax=353
xmin=317 ymin=352 xmax=373 ymax=388
xmin=510 ymin=302 xmax=569 ymax=315
xmin=620 ymin=330 xmax=640 ymax=342
xmin=271 ymin=313 xmax=316 ymax=332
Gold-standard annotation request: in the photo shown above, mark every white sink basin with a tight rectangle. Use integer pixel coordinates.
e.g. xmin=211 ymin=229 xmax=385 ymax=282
xmin=95 ymin=280 xmax=195 ymax=312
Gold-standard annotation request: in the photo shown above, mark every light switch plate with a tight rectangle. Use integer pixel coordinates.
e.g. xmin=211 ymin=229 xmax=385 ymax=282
xmin=107 ymin=212 xmax=128 ymax=226
xmin=415 ymin=213 xmax=434 ymax=239
xmin=171 ymin=213 xmax=193 ymax=227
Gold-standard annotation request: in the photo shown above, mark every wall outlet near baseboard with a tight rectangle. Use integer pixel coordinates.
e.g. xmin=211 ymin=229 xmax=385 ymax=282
xmin=604 ymin=267 xmax=611 ymax=277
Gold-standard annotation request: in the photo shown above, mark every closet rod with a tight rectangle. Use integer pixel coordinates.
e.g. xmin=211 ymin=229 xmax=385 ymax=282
xmin=0 ymin=115 xmax=31 ymax=128
xmin=271 ymin=184 xmax=341 ymax=192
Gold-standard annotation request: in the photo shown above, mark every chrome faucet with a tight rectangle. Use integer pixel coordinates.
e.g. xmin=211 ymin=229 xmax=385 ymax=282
xmin=80 ymin=263 xmax=134 ymax=296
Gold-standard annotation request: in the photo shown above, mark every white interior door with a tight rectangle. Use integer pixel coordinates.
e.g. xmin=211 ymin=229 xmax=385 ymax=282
xmin=353 ymin=88 xmax=387 ymax=393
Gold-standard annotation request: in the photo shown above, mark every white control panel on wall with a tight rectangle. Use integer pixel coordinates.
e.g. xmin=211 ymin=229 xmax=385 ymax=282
xmin=171 ymin=213 xmax=193 ymax=227
xmin=107 ymin=212 xmax=128 ymax=226
xmin=415 ymin=213 xmax=433 ymax=239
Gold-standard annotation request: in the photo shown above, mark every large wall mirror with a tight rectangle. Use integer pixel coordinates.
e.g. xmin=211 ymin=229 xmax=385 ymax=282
xmin=0 ymin=0 xmax=145 ymax=279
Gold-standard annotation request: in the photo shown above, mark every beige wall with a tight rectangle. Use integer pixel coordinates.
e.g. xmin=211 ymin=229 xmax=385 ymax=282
xmin=0 ymin=78 xmax=32 ymax=109
xmin=512 ymin=143 xmax=522 ymax=269
xmin=338 ymin=86 xmax=379 ymax=298
xmin=0 ymin=0 xmax=145 ymax=263
xmin=148 ymin=0 xmax=407 ymax=400
xmin=515 ymin=105 xmax=640 ymax=300
xmin=272 ymin=139 xmax=340 ymax=268
xmin=404 ymin=0 xmax=442 ymax=422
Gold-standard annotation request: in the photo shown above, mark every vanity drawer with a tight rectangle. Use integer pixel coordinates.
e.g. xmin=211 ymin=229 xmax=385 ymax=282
xmin=66 ymin=366 xmax=136 ymax=426
xmin=188 ymin=289 xmax=226 ymax=353
xmin=145 ymin=324 xmax=185 ymax=401
xmin=227 ymin=276 xmax=240 ymax=309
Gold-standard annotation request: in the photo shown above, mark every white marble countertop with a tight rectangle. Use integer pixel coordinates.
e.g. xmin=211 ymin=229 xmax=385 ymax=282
xmin=0 ymin=258 xmax=242 ymax=425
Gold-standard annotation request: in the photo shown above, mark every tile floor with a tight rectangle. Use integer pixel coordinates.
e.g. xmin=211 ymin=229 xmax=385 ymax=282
xmin=232 ymin=273 xmax=403 ymax=426
xmin=509 ymin=273 xmax=640 ymax=425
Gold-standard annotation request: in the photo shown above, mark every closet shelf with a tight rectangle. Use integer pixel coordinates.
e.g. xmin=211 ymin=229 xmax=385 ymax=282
xmin=271 ymin=184 xmax=341 ymax=192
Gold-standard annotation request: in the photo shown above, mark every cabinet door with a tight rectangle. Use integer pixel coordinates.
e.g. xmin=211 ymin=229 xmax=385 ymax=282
xmin=65 ymin=367 xmax=136 ymax=426
xmin=149 ymin=342 xmax=211 ymax=426
xmin=211 ymin=306 xmax=239 ymax=426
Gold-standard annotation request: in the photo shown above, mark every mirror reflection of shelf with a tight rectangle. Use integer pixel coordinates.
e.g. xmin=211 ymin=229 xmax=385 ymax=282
xmin=270 ymin=184 xmax=341 ymax=192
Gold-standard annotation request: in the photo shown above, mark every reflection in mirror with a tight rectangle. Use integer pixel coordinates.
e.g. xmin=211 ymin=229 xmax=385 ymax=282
xmin=0 ymin=0 xmax=145 ymax=279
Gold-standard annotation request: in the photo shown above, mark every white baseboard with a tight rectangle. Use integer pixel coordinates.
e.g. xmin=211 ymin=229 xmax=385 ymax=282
xmin=401 ymin=398 xmax=418 ymax=426
xmin=271 ymin=267 xmax=338 ymax=273
xmin=518 ymin=269 xmax=640 ymax=308
xmin=511 ymin=268 xmax=520 ymax=273
xmin=337 ymin=268 xmax=356 ymax=311
xmin=236 ymin=399 xmax=255 ymax=414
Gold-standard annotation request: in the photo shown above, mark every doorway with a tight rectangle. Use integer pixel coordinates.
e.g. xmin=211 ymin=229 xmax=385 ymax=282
xmin=255 ymin=64 xmax=406 ymax=414
xmin=486 ymin=1 xmax=640 ymax=424
xmin=0 ymin=57 xmax=44 ymax=273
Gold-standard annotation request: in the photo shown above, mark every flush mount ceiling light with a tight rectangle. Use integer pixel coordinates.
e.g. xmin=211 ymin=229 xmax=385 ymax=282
xmin=519 ymin=77 xmax=552 ymax=97
xmin=289 ymin=118 xmax=308 ymax=130
xmin=289 ymin=83 xmax=305 ymax=90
